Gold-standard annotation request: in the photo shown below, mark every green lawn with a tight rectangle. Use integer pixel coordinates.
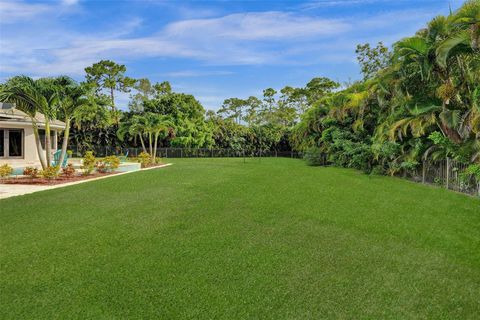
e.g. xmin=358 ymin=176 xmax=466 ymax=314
xmin=1 ymin=158 xmax=479 ymax=319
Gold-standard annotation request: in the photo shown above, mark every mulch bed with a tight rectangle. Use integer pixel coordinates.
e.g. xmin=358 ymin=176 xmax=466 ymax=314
xmin=1 ymin=163 xmax=167 ymax=186
xmin=1 ymin=172 xmax=119 ymax=185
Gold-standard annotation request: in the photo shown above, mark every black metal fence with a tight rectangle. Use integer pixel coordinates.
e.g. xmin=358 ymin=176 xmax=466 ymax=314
xmin=403 ymin=159 xmax=479 ymax=197
xmin=69 ymin=146 xmax=304 ymax=159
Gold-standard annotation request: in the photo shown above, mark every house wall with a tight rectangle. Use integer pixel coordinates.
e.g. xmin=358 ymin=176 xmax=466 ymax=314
xmin=0 ymin=122 xmax=59 ymax=169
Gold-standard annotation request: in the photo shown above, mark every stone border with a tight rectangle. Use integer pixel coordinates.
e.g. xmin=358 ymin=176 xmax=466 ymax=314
xmin=0 ymin=163 xmax=172 ymax=200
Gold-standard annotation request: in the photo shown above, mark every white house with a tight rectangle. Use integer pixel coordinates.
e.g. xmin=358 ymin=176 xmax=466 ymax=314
xmin=0 ymin=103 xmax=66 ymax=170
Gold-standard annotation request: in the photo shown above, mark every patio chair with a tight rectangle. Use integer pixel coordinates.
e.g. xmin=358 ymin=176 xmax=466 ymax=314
xmin=119 ymin=150 xmax=129 ymax=163
xmin=51 ymin=150 xmax=69 ymax=168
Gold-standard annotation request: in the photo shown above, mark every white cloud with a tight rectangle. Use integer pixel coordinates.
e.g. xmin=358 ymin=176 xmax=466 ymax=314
xmin=0 ymin=9 xmax=352 ymax=76
xmin=164 ymin=12 xmax=349 ymax=40
xmin=0 ymin=0 xmax=83 ymax=25
xmin=0 ymin=0 xmax=49 ymax=23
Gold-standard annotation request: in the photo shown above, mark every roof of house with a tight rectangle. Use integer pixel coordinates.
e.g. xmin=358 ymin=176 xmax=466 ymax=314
xmin=0 ymin=103 xmax=66 ymax=129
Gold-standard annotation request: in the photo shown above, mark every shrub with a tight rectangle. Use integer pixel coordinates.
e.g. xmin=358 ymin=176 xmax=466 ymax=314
xmin=62 ymin=164 xmax=76 ymax=178
xmin=0 ymin=164 xmax=13 ymax=178
xmin=400 ymin=161 xmax=419 ymax=176
xmin=41 ymin=166 xmax=60 ymax=180
xmin=386 ymin=163 xmax=401 ymax=177
xmin=104 ymin=155 xmax=120 ymax=171
xmin=96 ymin=156 xmax=120 ymax=173
xmin=463 ymin=164 xmax=480 ymax=180
xmin=460 ymin=164 xmax=480 ymax=195
xmin=304 ymin=147 xmax=324 ymax=166
xmin=81 ymin=151 xmax=96 ymax=175
xmin=370 ymin=165 xmax=385 ymax=176
xmin=138 ymin=152 xmax=152 ymax=168
xmin=23 ymin=167 xmax=39 ymax=178
xmin=95 ymin=161 xmax=108 ymax=173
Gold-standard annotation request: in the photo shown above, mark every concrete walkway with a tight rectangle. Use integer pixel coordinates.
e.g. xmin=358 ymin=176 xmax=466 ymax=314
xmin=0 ymin=184 xmax=54 ymax=199
xmin=0 ymin=163 xmax=172 ymax=200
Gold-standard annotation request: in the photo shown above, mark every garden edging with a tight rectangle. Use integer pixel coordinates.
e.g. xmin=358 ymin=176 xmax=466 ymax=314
xmin=0 ymin=163 xmax=173 ymax=200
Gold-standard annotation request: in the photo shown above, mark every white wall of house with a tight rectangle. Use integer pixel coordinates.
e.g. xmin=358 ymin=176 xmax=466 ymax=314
xmin=0 ymin=122 xmax=59 ymax=168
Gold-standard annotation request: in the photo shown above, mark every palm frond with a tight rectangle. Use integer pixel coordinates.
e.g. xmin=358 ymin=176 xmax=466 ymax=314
xmin=436 ymin=30 xmax=470 ymax=68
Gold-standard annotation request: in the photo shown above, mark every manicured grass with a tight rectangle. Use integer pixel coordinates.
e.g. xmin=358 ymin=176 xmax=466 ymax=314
xmin=1 ymin=158 xmax=479 ymax=319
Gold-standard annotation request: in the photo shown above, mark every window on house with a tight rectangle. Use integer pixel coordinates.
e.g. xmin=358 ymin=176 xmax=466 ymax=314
xmin=0 ymin=130 xmax=4 ymax=157
xmin=8 ymin=129 xmax=23 ymax=157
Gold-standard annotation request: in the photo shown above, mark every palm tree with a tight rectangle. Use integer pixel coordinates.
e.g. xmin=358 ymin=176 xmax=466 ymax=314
xmin=144 ymin=113 xmax=174 ymax=162
xmin=387 ymin=104 xmax=440 ymax=141
xmin=0 ymin=76 xmax=51 ymax=168
xmin=71 ymin=92 xmax=114 ymax=152
xmin=436 ymin=0 xmax=480 ymax=68
xmin=117 ymin=114 xmax=149 ymax=154
xmin=54 ymin=77 xmax=89 ymax=169
xmin=391 ymin=13 xmax=475 ymax=145
xmin=118 ymin=113 xmax=174 ymax=162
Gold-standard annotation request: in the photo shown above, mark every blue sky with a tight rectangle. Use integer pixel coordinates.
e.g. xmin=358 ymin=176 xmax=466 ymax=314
xmin=0 ymin=0 xmax=465 ymax=111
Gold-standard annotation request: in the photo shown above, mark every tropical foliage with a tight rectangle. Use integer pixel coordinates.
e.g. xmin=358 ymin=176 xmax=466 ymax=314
xmin=0 ymin=76 xmax=88 ymax=170
xmin=292 ymin=1 xmax=480 ymax=175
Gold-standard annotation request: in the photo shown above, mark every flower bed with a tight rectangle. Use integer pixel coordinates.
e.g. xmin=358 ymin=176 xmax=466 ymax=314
xmin=0 ymin=171 xmax=119 ymax=185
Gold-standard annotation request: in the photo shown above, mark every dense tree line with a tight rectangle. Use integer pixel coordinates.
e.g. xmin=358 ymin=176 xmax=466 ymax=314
xmin=51 ymin=60 xmax=339 ymax=154
xmin=292 ymin=1 xmax=479 ymax=178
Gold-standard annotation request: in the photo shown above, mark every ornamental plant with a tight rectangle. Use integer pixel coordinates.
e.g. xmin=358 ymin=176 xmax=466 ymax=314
xmin=0 ymin=164 xmax=13 ymax=178
xmin=81 ymin=151 xmax=96 ymax=176
xmin=95 ymin=161 xmax=108 ymax=173
xmin=41 ymin=166 xmax=60 ymax=180
xmin=23 ymin=167 xmax=39 ymax=178
xmin=138 ymin=152 xmax=151 ymax=168
xmin=96 ymin=156 xmax=120 ymax=173
xmin=62 ymin=164 xmax=76 ymax=178
xmin=104 ymin=155 xmax=120 ymax=171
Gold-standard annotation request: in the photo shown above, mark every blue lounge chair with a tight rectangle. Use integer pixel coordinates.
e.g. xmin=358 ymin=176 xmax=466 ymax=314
xmin=119 ymin=150 xmax=129 ymax=163
xmin=51 ymin=150 xmax=69 ymax=168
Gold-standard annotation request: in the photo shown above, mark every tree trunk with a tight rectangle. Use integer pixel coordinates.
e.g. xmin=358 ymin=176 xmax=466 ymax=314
xmin=471 ymin=23 xmax=479 ymax=50
xmin=148 ymin=133 xmax=153 ymax=157
xmin=138 ymin=134 xmax=147 ymax=154
xmin=446 ymin=157 xmax=450 ymax=189
xmin=422 ymin=161 xmax=426 ymax=184
xmin=45 ymin=120 xmax=52 ymax=167
xmin=57 ymin=117 xmax=71 ymax=171
xmin=152 ymin=133 xmax=159 ymax=163
xmin=110 ymin=87 xmax=115 ymax=111
xmin=440 ymin=123 xmax=462 ymax=144
xmin=31 ymin=120 xmax=47 ymax=169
